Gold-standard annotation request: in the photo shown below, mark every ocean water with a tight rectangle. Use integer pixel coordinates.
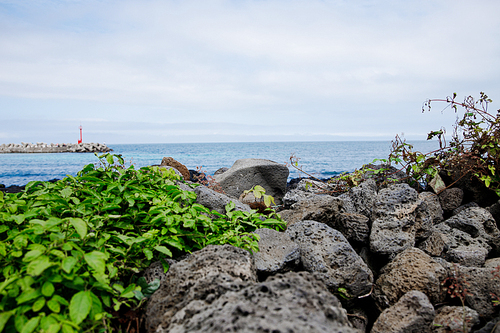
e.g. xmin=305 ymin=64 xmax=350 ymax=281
xmin=0 ymin=141 xmax=440 ymax=187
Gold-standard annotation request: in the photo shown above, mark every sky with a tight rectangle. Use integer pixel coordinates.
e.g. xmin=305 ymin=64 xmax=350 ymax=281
xmin=1 ymin=0 xmax=499 ymax=144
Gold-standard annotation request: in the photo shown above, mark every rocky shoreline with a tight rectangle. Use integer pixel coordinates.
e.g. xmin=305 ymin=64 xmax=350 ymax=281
xmin=148 ymin=157 xmax=500 ymax=332
xmin=3 ymin=157 xmax=500 ymax=332
xmin=0 ymin=141 xmax=112 ymax=153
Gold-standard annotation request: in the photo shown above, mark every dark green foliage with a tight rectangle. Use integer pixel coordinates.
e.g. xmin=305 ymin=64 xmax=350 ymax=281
xmin=0 ymin=153 xmax=285 ymax=332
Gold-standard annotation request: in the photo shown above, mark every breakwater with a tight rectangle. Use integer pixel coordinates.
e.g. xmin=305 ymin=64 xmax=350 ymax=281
xmin=0 ymin=142 xmax=112 ymax=153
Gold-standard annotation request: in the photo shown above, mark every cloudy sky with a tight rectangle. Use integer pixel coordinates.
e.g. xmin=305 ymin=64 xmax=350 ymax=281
xmin=1 ymin=0 xmax=499 ymax=144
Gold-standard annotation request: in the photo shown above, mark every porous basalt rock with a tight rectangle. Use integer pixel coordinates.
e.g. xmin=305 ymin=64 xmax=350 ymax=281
xmin=439 ymin=187 xmax=464 ymax=212
xmin=252 ymin=228 xmax=300 ymax=277
xmin=371 ymin=290 xmax=435 ymax=333
xmin=164 ymin=271 xmax=358 ymax=333
xmin=431 ymin=306 xmax=479 ymax=333
xmin=336 ymin=213 xmax=371 ymax=244
xmin=286 ymin=220 xmax=373 ymax=297
xmin=213 ymin=158 xmax=289 ymax=202
xmin=194 ymin=185 xmax=251 ymax=215
xmin=146 ymin=245 xmax=256 ymax=332
xmin=370 ymin=184 xmax=430 ymax=257
xmin=279 ymin=195 xmax=344 ymax=227
xmin=373 ymin=248 xmax=447 ymax=311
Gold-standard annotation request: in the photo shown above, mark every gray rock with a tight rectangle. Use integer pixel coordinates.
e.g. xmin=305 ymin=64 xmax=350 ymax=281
xmin=373 ymin=248 xmax=447 ymax=310
xmin=344 ymin=178 xmax=377 ymax=217
xmin=370 ymin=184 xmax=424 ymax=257
xmin=485 ymin=257 xmax=500 ymax=269
xmin=194 ymin=185 xmax=251 ymax=215
xmin=336 ymin=213 xmax=371 ymax=244
xmin=146 ymin=245 xmax=256 ymax=332
xmin=439 ymin=262 xmax=500 ymax=319
xmin=453 ymin=201 xmax=479 ymax=216
xmin=418 ymin=192 xmax=444 ymax=223
xmin=282 ymin=188 xmax=316 ymax=209
xmin=444 ymin=207 xmax=500 ymax=254
xmin=164 ymin=271 xmax=359 ymax=333
xmin=371 ymin=290 xmax=435 ymax=333
xmin=286 ymin=220 xmax=373 ymax=297
xmin=252 ymin=228 xmax=300 ymax=275
xmin=434 ymin=222 xmax=492 ymax=264
xmin=213 ymin=158 xmax=289 ymax=203
xmin=431 ymin=306 xmax=479 ymax=333
xmin=142 ymin=260 xmax=176 ymax=284
xmin=418 ymin=229 xmax=446 ymax=257
xmin=278 ymin=195 xmax=344 ymax=227
xmin=439 ymin=187 xmax=464 ymax=212
xmin=446 ymin=245 xmax=488 ymax=267
xmin=415 ymin=199 xmax=434 ymax=241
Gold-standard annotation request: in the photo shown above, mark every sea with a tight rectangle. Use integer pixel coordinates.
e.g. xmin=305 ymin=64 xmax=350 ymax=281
xmin=0 ymin=141 xmax=440 ymax=187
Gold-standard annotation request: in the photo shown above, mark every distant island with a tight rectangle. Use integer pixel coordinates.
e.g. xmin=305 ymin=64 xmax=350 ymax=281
xmin=0 ymin=142 xmax=112 ymax=153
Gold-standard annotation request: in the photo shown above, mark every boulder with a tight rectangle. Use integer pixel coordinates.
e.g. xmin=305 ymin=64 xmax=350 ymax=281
xmin=213 ymin=158 xmax=289 ymax=202
xmin=336 ymin=213 xmax=371 ymax=244
xmin=373 ymin=248 xmax=447 ymax=310
xmin=418 ymin=192 xmax=442 ymax=221
xmin=431 ymin=306 xmax=479 ymax=333
xmin=370 ymin=184 xmax=429 ymax=257
xmin=194 ymin=185 xmax=251 ymax=215
xmin=341 ymin=178 xmax=377 ymax=217
xmin=282 ymin=188 xmax=316 ymax=209
xmin=417 ymin=230 xmax=447 ymax=257
xmin=279 ymin=195 xmax=344 ymax=227
xmin=164 ymin=272 xmax=358 ymax=333
xmin=161 ymin=157 xmax=191 ymax=181
xmin=286 ymin=220 xmax=373 ymax=297
xmin=371 ymin=290 xmax=435 ymax=333
xmin=146 ymin=245 xmax=256 ymax=332
xmin=444 ymin=207 xmax=500 ymax=255
xmin=252 ymin=228 xmax=300 ymax=277
xmin=438 ymin=188 xmax=464 ymax=212
xmin=439 ymin=261 xmax=500 ymax=319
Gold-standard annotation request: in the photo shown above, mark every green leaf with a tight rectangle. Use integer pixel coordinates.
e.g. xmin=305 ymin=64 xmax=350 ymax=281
xmin=41 ymin=281 xmax=55 ymax=297
xmin=27 ymin=256 xmax=55 ymax=276
xmin=32 ymin=297 xmax=46 ymax=312
xmin=62 ymin=323 xmax=75 ymax=333
xmin=62 ymin=256 xmax=79 ymax=278
xmin=225 ymin=201 xmax=235 ymax=213
xmin=47 ymin=298 xmax=61 ymax=313
xmin=20 ymin=316 xmax=40 ymax=333
xmin=154 ymin=245 xmax=172 ymax=257
xmin=0 ymin=310 xmax=14 ymax=332
xmin=22 ymin=249 xmax=44 ymax=262
xmin=84 ymin=251 xmax=107 ymax=274
xmin=69 ymin=291 xmax=92 ymax=325
xmin=106 ymin=154 xmax=114 ymax=165
xmin=183 ymin=219 xmax=195 ymax=229
xmin=46 ymin=324 xmax=61 ymax=333
xmin=143 ymin=248 xmax=153 ymax=260
xmin=68 ymin=218 xmax=87 ymax=239
xmin=51 ymin=294 xmax=69 ymax=306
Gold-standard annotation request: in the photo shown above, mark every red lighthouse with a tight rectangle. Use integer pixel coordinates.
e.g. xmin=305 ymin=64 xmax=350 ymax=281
xmin=78 ymin=125 xmax=83 ymax=144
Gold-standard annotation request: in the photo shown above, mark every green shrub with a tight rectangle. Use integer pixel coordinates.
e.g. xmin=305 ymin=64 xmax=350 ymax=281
xmin=390 ymin=92 xmax=500 ymax=195
xmin=0 ymin=153 xmax=285 ymax=332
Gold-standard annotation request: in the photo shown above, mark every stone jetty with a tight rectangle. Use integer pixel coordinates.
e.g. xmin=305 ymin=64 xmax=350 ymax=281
xmin=0 ymin=142 xmax=112 ymax=153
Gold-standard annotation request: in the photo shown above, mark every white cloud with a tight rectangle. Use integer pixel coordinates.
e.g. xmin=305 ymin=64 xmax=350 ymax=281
xmin=0 ymin=0 xmax=499 ymax=143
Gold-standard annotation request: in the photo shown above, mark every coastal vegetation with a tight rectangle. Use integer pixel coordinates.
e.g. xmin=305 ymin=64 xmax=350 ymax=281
xmin=0 ymin=153 xmax=285 ymax=332
xmin=291 ymin=92 xmax=500 ymax=200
